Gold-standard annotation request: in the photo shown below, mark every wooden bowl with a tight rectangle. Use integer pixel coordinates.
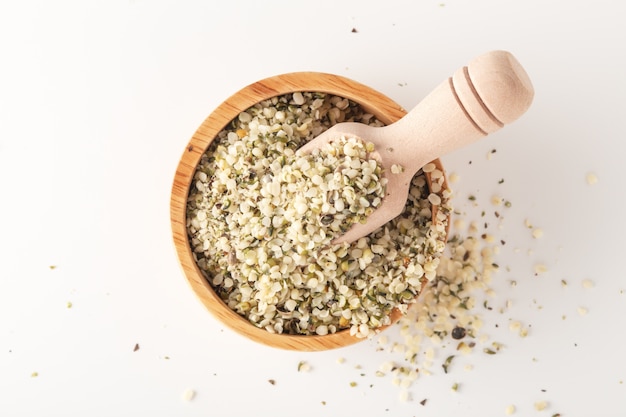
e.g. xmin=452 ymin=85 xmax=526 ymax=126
xmin=170 ymin=72 xmax=449 ymax=351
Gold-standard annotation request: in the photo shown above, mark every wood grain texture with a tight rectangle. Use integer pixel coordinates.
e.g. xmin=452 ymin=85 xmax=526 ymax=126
xmin=170 ymin=72 xmax=449 ymax=351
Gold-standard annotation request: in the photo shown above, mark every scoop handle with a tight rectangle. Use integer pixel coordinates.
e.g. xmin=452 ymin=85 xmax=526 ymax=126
xmin=384 ymin=50 xmax=534 ymax=171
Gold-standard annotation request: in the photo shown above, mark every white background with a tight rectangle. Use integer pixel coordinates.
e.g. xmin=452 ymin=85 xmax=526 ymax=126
xmin=1 ymin=1 xmax=625 ymax=416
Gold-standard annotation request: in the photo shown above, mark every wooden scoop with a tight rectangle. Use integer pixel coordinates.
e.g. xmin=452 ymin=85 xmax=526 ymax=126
xmin=298 ymin=50 xmax=534 ymax=244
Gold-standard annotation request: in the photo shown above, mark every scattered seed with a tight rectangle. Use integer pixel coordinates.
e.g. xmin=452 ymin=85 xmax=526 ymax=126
xmin=451 ymin=326 xmax=466 ymax=340
xmin=133 ymin=343 xmax=140 ymax=352
xmin=367 ymin=167 xmax=532 ymax=402
xmin=586 ymin=173 xmax=598 ymax=185
xmin=268 ymin=379 xmax=276 ymax=385
xmin=442 ymin=355 xmax=455 ymax=373
xmin=534 ymin=400 xmax=548 ymax=411
xmin=457 ymin=341 xmax=472 ymax=354
xmin=297 ymin=361 xmax=311 ymax=372
xmin=582 ymin=279 xmax=594 ymax=289
xmin=505 ymin=404 xmax=516 ymax=415
xmin=509 ymin=321 xmax=521 ymax=332
xmin=182 ymin=389 xmax=196 ymax=402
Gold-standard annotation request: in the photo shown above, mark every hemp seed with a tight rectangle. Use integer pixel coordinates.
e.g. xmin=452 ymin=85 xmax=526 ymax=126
xmin=181 ymin=389 xmax=196 ymax=402
xmin=586 ymin=172 xmax=598 ymax=185
xmin=186 ymin=92 xmax=450 ymax=337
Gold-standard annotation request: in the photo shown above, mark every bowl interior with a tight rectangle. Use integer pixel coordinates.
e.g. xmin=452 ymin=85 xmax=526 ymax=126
xmin=170 ymin=72 xmax=449 ymax=351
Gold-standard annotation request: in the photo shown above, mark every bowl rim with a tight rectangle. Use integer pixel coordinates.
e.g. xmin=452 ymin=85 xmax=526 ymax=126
xmin=170 ymin=72 xmax=448 ymax=351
